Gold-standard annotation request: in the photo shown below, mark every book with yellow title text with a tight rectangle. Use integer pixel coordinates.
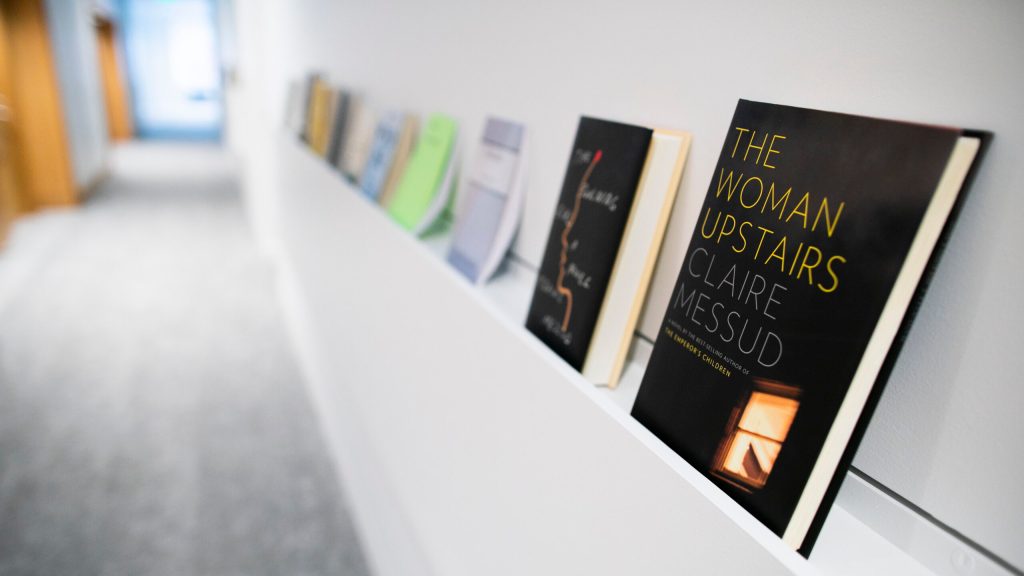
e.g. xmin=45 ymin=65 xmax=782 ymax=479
xmin=632 ymin=99 xmax=988 ymax=555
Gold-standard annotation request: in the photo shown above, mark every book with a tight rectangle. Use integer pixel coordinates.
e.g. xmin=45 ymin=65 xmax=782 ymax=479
xmin=524 ymin=116 xmax=653 ymax=371
xmin=312 ymin=87 xmax=339 ymax=157
xmin=377 ymin=115 xmax=418 ymax=207
xmin=360 ymin=111 xmax=405 ymax=202
xmin=301 ymin=77 xmax=318 ymax=144
xmin=387 ymin=114 xmax=458 ymax=234
xmin=631 ymin=99 xmax=987 ymax=555
xmin=581 ymin=129 xmax=691 ymax=387
xmin=325 ymin=89 xmax=352 ymax=167
xmin=340 ymin=97 xmax=378 ymax=181
xmin=284 ymin=79 xmax=304 ymax=134
xmin=306 ymin=80 xmax=332 ymax=155
xmin=299 ymin=72 xmax=320 ymax=142
xmin=447 ymin=117 xmax=528 ymax=284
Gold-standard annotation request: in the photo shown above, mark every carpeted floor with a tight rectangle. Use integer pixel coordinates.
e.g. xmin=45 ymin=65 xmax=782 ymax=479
xmin=0 ymin=143 xmax=370 ymax=576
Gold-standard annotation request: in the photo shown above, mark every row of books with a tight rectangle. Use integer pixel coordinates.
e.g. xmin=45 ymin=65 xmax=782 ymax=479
xmin=287 ymin=74 xmax=524 ymax=285
xmin=288 ymin=75 xmax=987 ymax=558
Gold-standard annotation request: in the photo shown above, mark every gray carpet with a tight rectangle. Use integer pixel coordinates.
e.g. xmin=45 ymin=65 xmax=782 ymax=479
xmin=0 ymin=143 xmax=371 ymax=576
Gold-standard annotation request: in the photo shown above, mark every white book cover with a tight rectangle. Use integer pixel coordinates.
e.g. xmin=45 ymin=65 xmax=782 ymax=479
xmin=446 ymin=117 xmax=527 ymax=284
xmin=284 ymin=79 xmax=304 ymax=133
xmin=339 ymin=97 xmax=377 ymax=180
xmin=581 ymin=129 xmax=691 ymax=388
xmin=360 ymin=111 xmax=405 ymax=201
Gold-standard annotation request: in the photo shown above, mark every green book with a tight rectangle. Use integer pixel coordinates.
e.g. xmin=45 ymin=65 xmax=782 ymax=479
xmin=388 ymin=114 xmax=458 ymax=233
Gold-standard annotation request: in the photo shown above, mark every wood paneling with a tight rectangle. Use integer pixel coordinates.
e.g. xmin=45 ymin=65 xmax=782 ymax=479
xmin=0 ymin=108 xmax=17 ymax=245
xmin=0 ymin=103 xmax=17 ymax=245
xmin=97 ymin=18 xmax=132 ymax=141
xmin=0 ymin=0 xmax=76 ymax=210
xmin=0 ymin=4 xmax=20 ymax=245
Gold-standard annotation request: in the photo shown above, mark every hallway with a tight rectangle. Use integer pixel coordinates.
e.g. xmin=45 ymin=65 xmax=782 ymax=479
xmin=0 ymin=144 xmax=369 ymax=576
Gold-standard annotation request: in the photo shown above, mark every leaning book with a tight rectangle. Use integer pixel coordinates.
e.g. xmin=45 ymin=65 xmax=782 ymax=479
xmin=446 ymin=117 xmax=527 ymax=285
xmin=631 ymin=99 xmax=987 ymax=555
xmin=339 ymin=97 xmax=377 ymax=180
xmin=299 ymin=72 xmax=320 ymax=142
xmin=524 ymin=117 xmax=652 ymax=373
xmin=388 ymin=114 xmax=458 ymax=234
xmin=360 ymin=111 xmax=406 ymax=202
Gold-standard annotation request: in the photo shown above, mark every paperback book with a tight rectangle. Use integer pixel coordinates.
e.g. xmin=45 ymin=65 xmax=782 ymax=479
xmin=325 ymin=90 xmax=352 ymax=168
xmin=631 ymin=99 xmax=987 ymax=555
xmin=581 ymin=128 xmax=691 ymax=387
xmin=447 ymin=117 xmax=528 ymax=284
xmin=388 ymin=114 xmax=458 ymax=234
xmin=312 ymin=87 xmax=339 ymax=158
xmin=524 ymin=117 xmax=653 ymax=372
xmin=377 ymin=115 xmax=418 ymax=207
xmin=361 ymin=111 xmax=407 ymax=202
xmin=284 ymin=79 xmax=304 ymax=134
xmin=339 ymin=98 xmax=378 ymax=181
xmin=299 ymin=72 xmax=320 ymax=142
xmin=306 ymin=80 xmax=333 ymax=156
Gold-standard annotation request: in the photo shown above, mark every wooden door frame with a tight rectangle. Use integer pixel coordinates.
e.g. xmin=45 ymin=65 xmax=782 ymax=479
xmin=96 ymin=15 xmax=133 ymax=141
xmin=0 ymin=0 xmax=77 ymax=214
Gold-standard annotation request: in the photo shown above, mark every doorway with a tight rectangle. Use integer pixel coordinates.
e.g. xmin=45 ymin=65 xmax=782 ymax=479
xmin=120 ymin=0 xmax=223 ymax=140
xmin=96 ymin=17 xmax=132 ymax=141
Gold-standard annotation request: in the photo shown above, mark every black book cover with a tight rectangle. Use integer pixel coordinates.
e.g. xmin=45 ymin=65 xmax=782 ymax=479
xmin=632 ymin=99 xmax=985 ymax=554
xmin=326 ymin=91 xmax=351 ymax=168
xmin=526 ymin=117 xmax=652 ymax=369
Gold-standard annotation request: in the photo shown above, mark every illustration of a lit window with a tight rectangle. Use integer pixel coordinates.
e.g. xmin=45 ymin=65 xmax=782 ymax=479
xmin=712 ymin=381 xmax=800 ymax=491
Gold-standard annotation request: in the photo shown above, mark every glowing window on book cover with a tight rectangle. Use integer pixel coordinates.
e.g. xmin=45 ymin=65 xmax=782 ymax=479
xmin=715 ymin=390 xmax=799 ymax=490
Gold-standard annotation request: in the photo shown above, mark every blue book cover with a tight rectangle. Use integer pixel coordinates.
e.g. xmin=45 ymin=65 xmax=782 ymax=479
xmin=360 ymin=112 xmax=404 ymax=201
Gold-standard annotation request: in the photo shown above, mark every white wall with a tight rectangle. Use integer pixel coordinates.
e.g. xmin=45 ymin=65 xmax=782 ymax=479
xmin=91 ymin=0 xmax=116 ymax=20
xmin=45 ymin=0 xmax=109 ymax=190
xmin=228 ymin=0 xmax=288 ymax=259
xmin=230 ymin=0 xmax=1024 ymax=571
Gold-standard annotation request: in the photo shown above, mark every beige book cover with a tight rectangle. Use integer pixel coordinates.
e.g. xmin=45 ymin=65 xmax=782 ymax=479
xmin=582 ymin=129 xmax=691 ymax=388
xmin=378 ymin=115 xmax=418 ymax=208
xmin=312 ymin=87 xmax=338 ymax=157
xmin=306 ymin=80 xmax=330 ymax=155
